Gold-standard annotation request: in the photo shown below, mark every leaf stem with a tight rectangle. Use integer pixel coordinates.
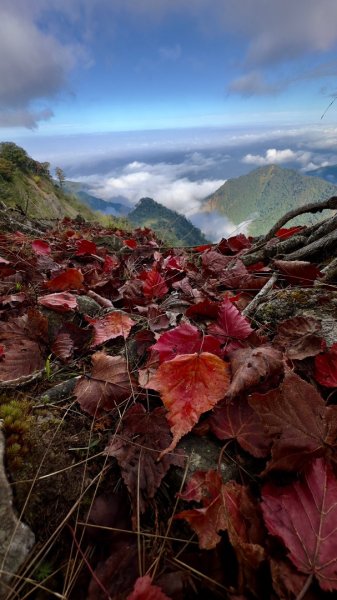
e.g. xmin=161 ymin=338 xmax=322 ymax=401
xmin=295 ymin=573 xmax=313 ymax=600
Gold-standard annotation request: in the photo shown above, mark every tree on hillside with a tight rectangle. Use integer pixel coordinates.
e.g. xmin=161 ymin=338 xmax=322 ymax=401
xmin=0 ymin=142 xmax=30 ymax=171
xmin=55 ymin=167 xmax=65 ymax=188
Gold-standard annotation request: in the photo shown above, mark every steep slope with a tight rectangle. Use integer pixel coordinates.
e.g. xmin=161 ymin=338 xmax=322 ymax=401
xmin=128 ymin=197 xmax=208 ymax=246
xmin=0 ymin=142 xmax=96 ymax=221
xmin=202 ymin=165 xmax=337 ymax=236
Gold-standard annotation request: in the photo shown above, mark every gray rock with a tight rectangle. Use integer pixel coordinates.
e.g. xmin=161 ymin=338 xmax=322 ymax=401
xmin=76 ymin=295 xmax=102 ymax=316
xmin=0 ymin=430 xmax=35 ymax=599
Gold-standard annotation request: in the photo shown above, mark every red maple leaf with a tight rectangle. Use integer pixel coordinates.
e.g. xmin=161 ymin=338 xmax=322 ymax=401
xmin=314 ymin=342 xmax=337 ymax=387
xmin=262 ymin=458 xmax=337 ymax=591
xmin=151 ymin=322 xmax=222 ymax=362
xmin=145 ymin=352 xmax=231 ymax=458
xmin=209 ymin=398 xmax=272 ymax=458
xmin=32 ymin=239 xmax=51 ymax=255
xmin=75 ymin=351 xmax=136 ymax=416
xmin=86 ymin=311 xmax=136 ymax=347
xmin=45 ymin=268 xmax=84 ymax=291
xmin=127 ymin=575 xmax=172 ymax=600
xmin=208 ymin=298 xmax=253 ymax=345
xmin=140 ymin=269 xmax=168 ymax=299
xmin=105 ymin=404 xmax=184 ymax=513
xmin=38 ymin=292 xmax=78 ymax=312
xmin=249 ymin=371 xmax=337 ymax=471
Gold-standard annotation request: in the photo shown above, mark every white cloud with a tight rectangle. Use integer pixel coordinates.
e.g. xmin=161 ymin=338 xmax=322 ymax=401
xmin=242 ymin=148 xmax=313 ymax=167
xmin=83 ymin=158 xmax=224 ymax=216
xmin=190 ymin=211 xmax=249 ymax=242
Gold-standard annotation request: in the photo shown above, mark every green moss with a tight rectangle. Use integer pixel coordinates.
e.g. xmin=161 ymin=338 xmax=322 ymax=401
xmin=0 ymin=394 xmax=33 ymax=469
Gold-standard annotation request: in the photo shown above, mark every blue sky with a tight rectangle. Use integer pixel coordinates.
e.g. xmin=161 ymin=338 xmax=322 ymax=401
xmin=1 ymin=1 xmax=337 ymax=239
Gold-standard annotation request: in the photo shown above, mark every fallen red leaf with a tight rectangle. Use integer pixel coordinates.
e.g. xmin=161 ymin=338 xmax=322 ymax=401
xmin=123 ymin=238 xmax=138 ymax=249
xmin=208 ymin=298 xmax=253 ymax=344
xmin=273 ymin=259 xmax=321 ymax=286
xmin=86 ymin=311 xmax=136 ymax=347
xmin=176 ymin=470 xmax=227 ymax=549
xmin=151 ymin=322 xmax=222 ymax=362
xmin=275 ymin=226 xmax=304 ymax=239
xmin=45 ymin=268 xmax=84 ymax=291
xmin=249 ymin=371 xmax=337 ymax=471
xmin=314 ymin=342 xmax=337 ymax=387
xmin=209 ymin=398 xmax=272 ymax=458
xmin=227 ymin=233 xmax=252 ymax=252
xmin=140 ymin=269 xmax=168 ymax=299
xmin=262 ymin=458 xmax=337 ymax=591
xmin=127 ymin=575 xmax=172 ymax=600
xmin=32 ymin=239 xmax=51 ymax=255
xmin=75 ymin=239 xmax=97 ymax=255
xmin=38 ymin=292 xmax=78 ymax=312
xmin=185 ymin=299 xmax=219 ymax=320
xmin=145 ymin=352 xmax=231 ymax=457
xmin=0 ymin=315 xmax=45 ymax=383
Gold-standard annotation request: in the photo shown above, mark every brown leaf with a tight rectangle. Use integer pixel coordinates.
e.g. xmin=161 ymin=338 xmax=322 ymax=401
xmin=274 ymin=316 xmax=323 ymax=360
xmin=75 ymin=351 xmax=136 ymax=416
xmin=226 ymin=345 xmax=284 ymax=400
xmin=86 ymin=311 xmax=136 ymax=347
xmin=105 ymin=404 xmax=184 ymax=514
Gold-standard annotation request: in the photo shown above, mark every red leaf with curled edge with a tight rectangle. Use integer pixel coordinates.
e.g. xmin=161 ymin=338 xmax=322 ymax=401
xmin=145 ymin=352 xmax=231 ymax=458
xmin=208 ymin=298 xmax=253 ymax=344
xmin=32 ymin=239 xmax=51 ymax=255
xmin=45 ymin=268 xmax=84 ymax=291
xmin=209 ymin=398 xmax=272 ymax=458
xmin=150 ymin=322 xmax=222 ymax=362
xmin=85 ymin=311 xmax=136 ymax=347
xmin=249 ymin=371 xmax=337 ymax=472
xmin=75 ymin=239 xmax=97 ymax=255
xmin=275 ymin=226 xmax=304 ymax=239
xmin=314 ymin=342 xmax=337 ymax=387
xmin=262 ymin=458 xmax=337 ymax=591
xmin=105 ymin=404 xmax=184 ymax=514
xmin=273 ymin=259 xmax=321 ymax=286
xmin=38 ymin=292 xmax=78 ymax=312
xmin=140 ymin=269 xmax=168 ymax=299
xmin=74 ymin=351 xmax=136 ymax=416
xmin=274 ymin=315 xmax=323 ymax=360
xmin=176 ymin=470 xmax=227 ymax=549
xmin=220 ymin=259 xmax=269 ymax=290
xmin=123 ymin=238 xmax=138 ymax=249
xmin=226 ymin=345 xmax=284 ymax=401
xmin=127 ymin=575 xmax=172 ymax=600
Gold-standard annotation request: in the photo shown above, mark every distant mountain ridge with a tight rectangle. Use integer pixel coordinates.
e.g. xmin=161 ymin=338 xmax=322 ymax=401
xmin=307 ymin=165 xmax=337 ymax=185
xmin=202 ymin=165 xmax=337 ymax=236
xmin=63 ymin=181 xmax=130 ymax=215
xmin=128 ymin=197 xmax=208 ymax=246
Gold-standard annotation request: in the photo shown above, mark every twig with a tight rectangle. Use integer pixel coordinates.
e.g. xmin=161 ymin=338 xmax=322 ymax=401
xmin=242 ymin=273 xmax=278 ymax=318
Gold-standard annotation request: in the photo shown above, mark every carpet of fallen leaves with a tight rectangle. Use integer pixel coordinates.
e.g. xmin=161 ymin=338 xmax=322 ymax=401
xmin=1 ymin=217 xmax=337 ymax=600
